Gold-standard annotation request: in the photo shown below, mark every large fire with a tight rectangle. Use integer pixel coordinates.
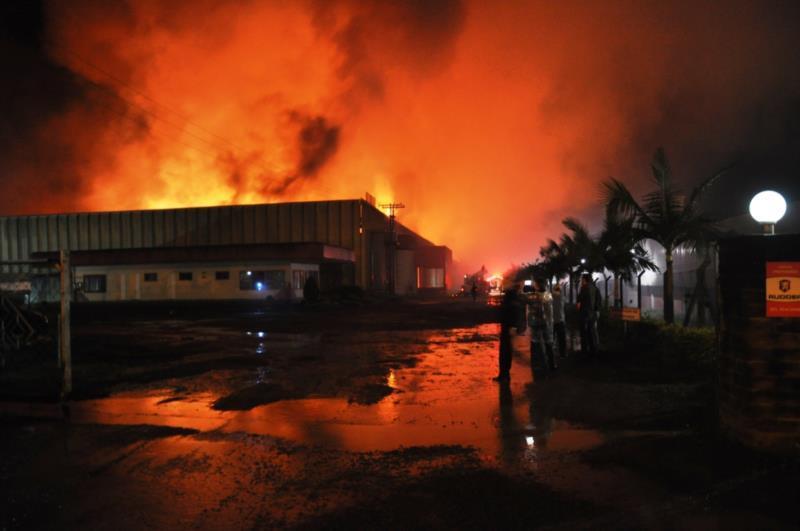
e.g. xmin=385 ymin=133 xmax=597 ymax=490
xmin=3 ymin=1 xmax=798 ymax=273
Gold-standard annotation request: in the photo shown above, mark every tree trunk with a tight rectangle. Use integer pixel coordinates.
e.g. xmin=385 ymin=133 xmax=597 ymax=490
xmin=696 ymin=253 xmax=711 ymax=326
xmin=568 ymin=274 xmax=574 ymax=303
xmin=683 ymin=290 xmax=697 ymax=327
xmin=613 ymin=274 xmax=622 ymax=308
xmin=683 ymin=250 xmax=712 ymax=327
xmin=663 ymin=248 xmax=674 ymax=324
xmin=697 ymin=286 xmax=707 ymax=326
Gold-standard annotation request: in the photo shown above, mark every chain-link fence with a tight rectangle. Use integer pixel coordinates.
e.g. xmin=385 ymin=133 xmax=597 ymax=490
xmin=0 ymin=252 xmax=72 ymax=397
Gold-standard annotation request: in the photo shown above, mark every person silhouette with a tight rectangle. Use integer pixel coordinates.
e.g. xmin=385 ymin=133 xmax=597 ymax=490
xmin=528 ymin=278 xmax=556 ymax=372
xmin=494 ymin=285 xmax=521 ymax=381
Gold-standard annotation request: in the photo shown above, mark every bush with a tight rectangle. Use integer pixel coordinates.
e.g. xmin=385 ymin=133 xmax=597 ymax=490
xmin=602 ymin=316 xmax=716 ymax=373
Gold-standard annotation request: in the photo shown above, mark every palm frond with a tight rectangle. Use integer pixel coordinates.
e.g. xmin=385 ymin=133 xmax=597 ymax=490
xmin=602 ymin=178 xmax=652 ymax=226
xmin=562 ymin=217 xmax=591 ymax=241
xmin=684 ymin=162 xmax=733 ymax=215
xmin=650 ymin=147 xmax=671 ymax=187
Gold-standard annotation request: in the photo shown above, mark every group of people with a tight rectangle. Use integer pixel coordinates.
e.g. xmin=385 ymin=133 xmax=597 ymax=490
xmin=494 ymin=273 xmax=602 ymax=381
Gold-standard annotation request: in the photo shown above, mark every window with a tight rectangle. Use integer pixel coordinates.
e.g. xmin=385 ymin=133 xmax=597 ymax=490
xmin=178 ymin=272 xmax=193 ymax=281
xmin=293 ymin=270 xmax=319 ymax=290
xmin=215 ymin=271 xmax=230 ymax=281
xmin=84 ymin=274 xmax=107 ymax=293
xmin=264 ymin=270 xmax=285 ymax=289
xmin=239 ymin=270 xmax=285 ymax=291
xmin=143 ymin=273 xmax=158 ymax=282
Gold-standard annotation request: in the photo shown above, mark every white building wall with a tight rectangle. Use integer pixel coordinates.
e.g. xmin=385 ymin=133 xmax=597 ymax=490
xmin=74 ymin=261 xmax=319 ymax=302
xmin=619 ymin=239 xmax=713 ymax=320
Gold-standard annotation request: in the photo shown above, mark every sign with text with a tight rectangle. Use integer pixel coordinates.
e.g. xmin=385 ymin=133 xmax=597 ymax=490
xmin=0 ymin=281 xmax=32 ymax=292
xmin=610 ymin=307 xmax=641 ymax=321
xmin=766 ymin=262 xmax=800 ymax=318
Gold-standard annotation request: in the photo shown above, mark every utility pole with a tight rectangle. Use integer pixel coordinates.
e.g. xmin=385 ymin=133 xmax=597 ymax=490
xmin=379 ymin=203 xmax=405 ymax=294
xmin=59 ymin=250 xmax=72 ymax=399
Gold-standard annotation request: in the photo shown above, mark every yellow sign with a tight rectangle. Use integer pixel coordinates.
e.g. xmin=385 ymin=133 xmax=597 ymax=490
xmin=766 ymin=262 xmax=800 ymax=317
xmin=610 ymin=307 xmax=641 ymax=321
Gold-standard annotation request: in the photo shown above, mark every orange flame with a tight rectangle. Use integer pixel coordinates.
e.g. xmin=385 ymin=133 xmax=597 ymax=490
xmin=31 ymin=1 xmax=800 ymax=274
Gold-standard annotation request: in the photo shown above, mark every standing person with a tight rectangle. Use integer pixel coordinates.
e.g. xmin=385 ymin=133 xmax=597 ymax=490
xmin=551 ymin=282 xmax=567 ymax=358
xmin=494 ymin=285 xmax=520 ymax=381
xmin=471 ymin=281 xmax=479 ymax=302
xmin=576 ymin=273 xmax=601 ymax=358
xmin=528 ymin=278 xmax=556 ymax=371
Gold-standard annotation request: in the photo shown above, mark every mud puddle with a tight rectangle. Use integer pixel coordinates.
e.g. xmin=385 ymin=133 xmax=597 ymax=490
xmin=1 ymin=324 xmax=604 ymax=464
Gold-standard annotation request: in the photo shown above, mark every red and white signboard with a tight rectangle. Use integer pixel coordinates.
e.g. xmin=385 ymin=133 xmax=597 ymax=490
xmin=766 ymin=262 xmax=800 ymax=318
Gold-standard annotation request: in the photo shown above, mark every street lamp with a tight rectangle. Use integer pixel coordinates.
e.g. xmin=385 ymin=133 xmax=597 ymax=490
xmin=749 ymin=190 xmax=786 ymax=235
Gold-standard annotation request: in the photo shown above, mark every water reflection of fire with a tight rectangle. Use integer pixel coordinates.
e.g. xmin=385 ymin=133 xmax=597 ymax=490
xmin=386 ymin=368 xmax=398 ymax=389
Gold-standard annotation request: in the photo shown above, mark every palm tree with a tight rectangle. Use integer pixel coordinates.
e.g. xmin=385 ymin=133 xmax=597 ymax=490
xmin=557 ymin=217 xmax=605 ymax=304
xmin=516 ymin=260 xmax=548 ymax=284
xmin=561 ymin=217 xmax=604 ymax=272
xmin=603 ymin=148 xmax=727 ymax=323
xmin=598 ymin=206 xmax=658 ymax=308
xmin=538 ymin=238 xmax=571 ymax=284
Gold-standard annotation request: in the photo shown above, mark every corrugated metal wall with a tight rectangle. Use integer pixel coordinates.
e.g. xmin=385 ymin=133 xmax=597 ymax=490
xmin=0 ymin=200 xmax=362 ymax=275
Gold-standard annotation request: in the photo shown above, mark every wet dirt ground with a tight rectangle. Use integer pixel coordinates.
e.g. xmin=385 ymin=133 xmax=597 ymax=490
xmin=1 ymin=300 xmax=797 ymax=530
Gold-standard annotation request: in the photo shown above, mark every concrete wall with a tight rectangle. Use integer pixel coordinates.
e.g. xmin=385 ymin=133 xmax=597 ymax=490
xmin=73 ymin=261 xmax=319 ymax=302
xmin=717 ymin=234 xmax=800 ymax=453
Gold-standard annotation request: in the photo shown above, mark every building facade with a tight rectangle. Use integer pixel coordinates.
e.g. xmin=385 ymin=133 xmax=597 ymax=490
xmin=0 ymin=199 xmax=452 ymax=302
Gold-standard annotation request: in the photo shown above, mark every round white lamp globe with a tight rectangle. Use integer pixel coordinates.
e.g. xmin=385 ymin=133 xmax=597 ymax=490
xmin=749 ymin=190 xmax=786 ymax=234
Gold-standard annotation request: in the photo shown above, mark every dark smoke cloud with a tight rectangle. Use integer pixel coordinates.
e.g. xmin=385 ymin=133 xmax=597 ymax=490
xmin=0 ymin=1 xmax=147 ymax=215
xmin=264 ymin=111 xmax=340 ymax=196
xmin=3 ymin=0 xmax=466 ymax=210
xmin=523 ymin=0 xmax=800 ymax=227
xmin=311 ymin=0 xmax=467 ymax=109
xmin=294 ymin=113 xmax=340 ymax=179
xmin=2 ymin=0 xmax=800 ymax=272
xmin=219 ymin=110 xmax=340 ymax=199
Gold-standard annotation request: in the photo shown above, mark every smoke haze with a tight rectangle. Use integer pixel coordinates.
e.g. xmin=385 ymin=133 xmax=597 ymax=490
xmin=1 ymin=0 xmax=799 ymax=273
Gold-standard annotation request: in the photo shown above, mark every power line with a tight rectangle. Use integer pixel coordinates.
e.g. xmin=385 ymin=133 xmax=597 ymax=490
xmin=51 ymin=47 xmax=291 ymax=193
xmin=59 ymin=47 xmax=247 ymax=154
xmin=52 ymin=41 xmax=276 ymax=163
xmin=45 ymin=12 xmax=296 ymax=193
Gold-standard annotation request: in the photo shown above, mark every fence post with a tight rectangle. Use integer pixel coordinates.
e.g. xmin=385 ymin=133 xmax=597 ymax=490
xmin=59 ymin=250 xmax=72 ymax=399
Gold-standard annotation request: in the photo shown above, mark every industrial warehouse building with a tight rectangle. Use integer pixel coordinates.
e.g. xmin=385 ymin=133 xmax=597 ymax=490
xmin=0 ymin=199 xmax=451 ymax=302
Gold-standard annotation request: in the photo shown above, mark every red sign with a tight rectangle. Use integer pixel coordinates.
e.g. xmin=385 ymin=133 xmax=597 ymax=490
xmin=766 ymin=262 xmax=800 ymax=318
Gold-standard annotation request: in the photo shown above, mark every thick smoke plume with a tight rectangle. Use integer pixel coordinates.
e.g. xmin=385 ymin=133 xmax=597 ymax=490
xmin=267 ymin=111 xmax=341 ymax=195
xmin=1 ymin=0 xmax=799 ymax=273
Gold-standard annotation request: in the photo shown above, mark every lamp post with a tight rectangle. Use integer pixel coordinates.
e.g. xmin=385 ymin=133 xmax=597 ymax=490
xmin=749 ymin=190 xmax=786 ymax=235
